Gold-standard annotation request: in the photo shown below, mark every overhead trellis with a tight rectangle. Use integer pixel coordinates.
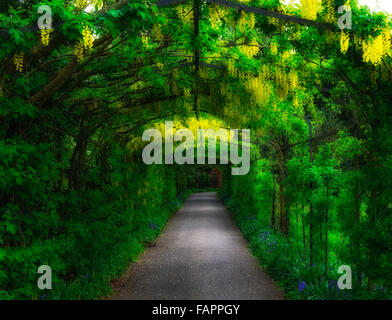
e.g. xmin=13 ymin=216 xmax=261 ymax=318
xmin=154 ymin=0 xmax=337 ymax=120
xmin=156 ymin=0 xmax=336 ymax=30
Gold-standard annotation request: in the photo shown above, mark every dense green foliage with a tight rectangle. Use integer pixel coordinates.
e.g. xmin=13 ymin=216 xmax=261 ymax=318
xmin=0 ymin=157 xmax=190 ymax=299
xmin=1 ymin=0 xmax=392 ymax=300
xmin=220 ymin=156 xmax=391 ymax=299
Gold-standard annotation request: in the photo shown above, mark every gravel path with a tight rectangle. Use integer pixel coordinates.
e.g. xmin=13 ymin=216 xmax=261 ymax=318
xmin=109 ymin=192 xmax=284 ymax=300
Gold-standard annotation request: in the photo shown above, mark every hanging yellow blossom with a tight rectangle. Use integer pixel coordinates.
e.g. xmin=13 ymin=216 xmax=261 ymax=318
xmin=14 ymin=53 xmax=24 ymax=72
xmin=75 ymin=42 xmax=84 ymax=62
xmin=289 ymin=70 xmax=299 ymax=90
xmin=301 ymin=0 xmax=321 ymax=20
xmin=40 ymin=28 xmax=53 ymax=47
xmin=176 ymin=4 xmax=193 ymax=26
xmin=362 ymin=28 xmax=391 ymax=66
xmin=82 ymin=24 xmax=94 ymax=51
xmin=324 ymin=0 xmax=335 ymax=23
xmin=238 ymin=11 xmax=247 ymax=33
xmin=245 ymin=74 xmax=271 ymax=105
xmin=260 ymin=64 xmax=270 ymax=80
xmin=76 ymin=0 xmax=88 ymax=9
xmin=239 ymin=39 xmax=260 ymax=58
xmin=249 ymin=13 xmax=256 ymax=29
xmin=275 ymin=67 xmax=289 ymax=100
xmin=141 ymin=34 xmax=149 ymax=47
xmin=209 ymin=5 xmax=225 ymax=30
xmin=267 ymin=17 xmax=280 ymax=28
xmin=340 ymin=31 xmax=350 ymax=54
xmin=238 ymin=12 xmax=256 ymax=32
xmin=282 ymin=51 xmax=291 ymax=61
xmin=270 ymin=42 xmax=278 ymax=55
xmin=293 ymin=95 xmax=299 ymax=109
xmin=184 ymin=88 xmax=191 ymax=98
xmin=156 ymin=62 xmax=164 ymax=70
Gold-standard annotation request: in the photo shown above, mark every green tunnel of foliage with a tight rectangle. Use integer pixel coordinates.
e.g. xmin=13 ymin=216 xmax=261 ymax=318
xmin=1 ymin=0 xmax=392 ymax=300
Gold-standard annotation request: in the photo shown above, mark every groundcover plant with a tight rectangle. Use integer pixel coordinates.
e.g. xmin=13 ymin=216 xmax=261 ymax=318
xmin=0 ymin=0 xmax=391 ymax=300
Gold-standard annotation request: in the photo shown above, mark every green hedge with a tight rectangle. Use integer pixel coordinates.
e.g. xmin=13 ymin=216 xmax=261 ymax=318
xmin=0 ymin=160 xmax=190 ymax=300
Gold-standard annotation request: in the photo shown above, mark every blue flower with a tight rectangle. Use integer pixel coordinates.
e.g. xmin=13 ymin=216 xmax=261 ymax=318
xmin=260 ymin=231 xmax=271 ymax=241
xmin=40 ymin=294 xmax=47 ymax=300
xmin=150 ymin=222 xmax=157 ymax=229
xmin=298 ymin=281 xmax=306 ymax=292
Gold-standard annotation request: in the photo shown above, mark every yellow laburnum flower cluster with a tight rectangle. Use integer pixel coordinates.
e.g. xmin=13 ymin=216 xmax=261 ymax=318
xmin=184 ymin=88 xmax=191 ymax=98
xmin=259 ymin=64 xmax=270 ymax=80
xmin=324 ymin=0 xmax=335 ymax=23
xmin=289 ymin=70 xmax=299 ymax=90
xmin=75 ymin=42 xmax=84 ymax=62
xmin=185 ymin=51 xmax=193 ymax=63
xmin=362 ymin=29 xmax=391 ymax=66
xmin=156 ymin=62 xmax=164 ymax=70
xmin=209 ymin=5 xmax=225 ymax=30
xmin=270 ymin=42 xmax=278 ymax=55
xmin=14 ymin=53 xmax=24 ymax=72
xmin=267 ymin=17 xmax=280 ymax=28
xmin=282 ymin=51 xmax=291 ymax=61
xmin=75 ymin=25 xmax=93 ymax=62
xmin=186 ymin=117 xmax=226 ymax=138
xmin=275 ymin=67 xmax=289 ymax=100
xmin=82 ymin=24 xmax=94 ymax=51
xmin=290 ymin=28 xmax=302 ymax=41
xmin=141 ymin=34 xmax=149 ymax=47
xmin=176 ymin=4 xmax=193 ymax=26
xmin=76 ymin=0 xmax=88 ymax=9
xmin=239 ymin=39 xmax=260 ymax=58
xmin=293 ymin=94 xmax=300 ymax=109
xmin=40 ymin=28 xmax=53 ymax=47
xmin=340 ymin=31 xmax=350 ymax=54
xmin=301 ymin=0 xmax=321 ymax=20
xmin=245 ymin=74 xmax=271 ymax=106
xmin=238 ymin=12 xmax=256 ymax=33
xmin=131 ymin=80 xmax=144 ymax=91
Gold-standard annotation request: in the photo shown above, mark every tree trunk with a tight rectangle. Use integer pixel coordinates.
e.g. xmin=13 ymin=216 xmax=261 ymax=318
xmin=277 ymin=134 xmax=289 ymax=237
xmin=271 ymin=173 xmax=276 ymax=228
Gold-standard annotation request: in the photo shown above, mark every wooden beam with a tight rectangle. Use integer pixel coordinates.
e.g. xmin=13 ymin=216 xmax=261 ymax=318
xmin=156 ymin=0 xmax=187 ymax=6
xmin=206 ymin=0 xmax=335 ymax=30
xmin=157 ymin=0 xmax=336 ymax=30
